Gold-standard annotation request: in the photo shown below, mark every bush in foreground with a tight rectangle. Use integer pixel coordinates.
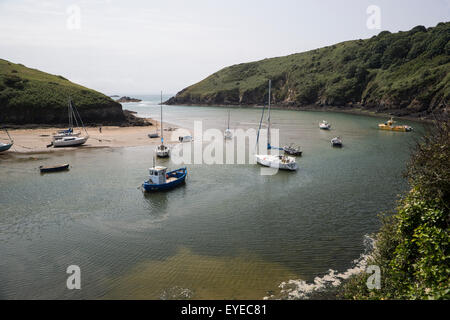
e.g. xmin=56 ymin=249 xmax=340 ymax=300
xmin=340 ymin=116 xmax=450 ymax=299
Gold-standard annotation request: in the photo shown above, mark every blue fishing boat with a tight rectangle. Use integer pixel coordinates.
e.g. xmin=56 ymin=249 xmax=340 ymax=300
xmin=142 ymin=166 xmax=187 ymax=192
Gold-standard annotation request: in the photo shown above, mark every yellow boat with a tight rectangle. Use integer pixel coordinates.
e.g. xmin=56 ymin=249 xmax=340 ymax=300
xmin=378 ymin=117 xmax=412 ymax=132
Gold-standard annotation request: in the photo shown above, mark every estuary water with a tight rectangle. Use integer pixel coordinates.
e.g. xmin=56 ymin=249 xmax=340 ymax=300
xmin=0 ymin=95 xmax=423 ymax=299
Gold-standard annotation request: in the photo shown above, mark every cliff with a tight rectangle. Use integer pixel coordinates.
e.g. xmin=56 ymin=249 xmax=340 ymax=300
xmin=167 ymin=22 xmax=450 ymax=118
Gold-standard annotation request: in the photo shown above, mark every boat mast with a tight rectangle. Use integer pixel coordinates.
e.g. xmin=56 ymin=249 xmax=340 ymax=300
xmin=267 ymin=79 xmax=271 ymax=150
xmin=68 ymin=99 xmax=73 ymax=130
xmin=160 ymin=91 xmax=163 ymax=145
xmin=227 ymin=110 xmax=230 ymax=130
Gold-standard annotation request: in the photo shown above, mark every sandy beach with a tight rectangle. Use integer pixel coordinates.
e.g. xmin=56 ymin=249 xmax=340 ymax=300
xmin=1 ymin=119 xmax=186 ymax=154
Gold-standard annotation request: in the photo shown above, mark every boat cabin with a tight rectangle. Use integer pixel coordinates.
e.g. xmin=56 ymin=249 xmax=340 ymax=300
xmin=148 ymin=166 xmax=167 ymax=185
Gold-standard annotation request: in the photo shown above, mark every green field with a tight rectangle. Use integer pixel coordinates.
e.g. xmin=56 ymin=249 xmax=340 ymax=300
xmin=168 ymin=22 xmax=450 ymax=117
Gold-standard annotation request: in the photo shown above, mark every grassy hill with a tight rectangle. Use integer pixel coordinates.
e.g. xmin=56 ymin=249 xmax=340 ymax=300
xmin=167 ymin=22 xmax=450 ymax=118
xmin=0 ymin=59 xmax=127 ymax=125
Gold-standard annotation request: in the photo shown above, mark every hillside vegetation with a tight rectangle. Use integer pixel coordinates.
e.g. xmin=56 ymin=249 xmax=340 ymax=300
xmin=0 ymin=59 xmax=126 ymax=125
xmin=167 ymin=22 xmax=450 ymax=118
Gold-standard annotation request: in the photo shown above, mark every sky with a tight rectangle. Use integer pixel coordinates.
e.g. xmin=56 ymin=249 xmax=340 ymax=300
xmin=0 ymin=0 xmax=449 ymax=95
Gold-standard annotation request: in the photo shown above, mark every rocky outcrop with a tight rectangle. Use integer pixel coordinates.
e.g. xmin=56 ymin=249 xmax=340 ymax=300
xmin=116 ymin=96 xmax=142 ymax=103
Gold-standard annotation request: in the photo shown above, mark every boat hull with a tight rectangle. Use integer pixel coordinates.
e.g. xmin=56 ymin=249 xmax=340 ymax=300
xmin=53 ymin=136 xmax=88 ymax=147
xmin=0 ymin=143 xmax=13 ymax=152
xmin=39 ymin=164 xmax=70 ymax=173
xmin=378 ymin=124 xmax=412 ymax=132
xmin=143 ymin=167 xmax=187 ymax=192
xmin=156 ymin=145 xmax=170 ymax=158
xmin=255 ymin=155 xmax=298 ymax=171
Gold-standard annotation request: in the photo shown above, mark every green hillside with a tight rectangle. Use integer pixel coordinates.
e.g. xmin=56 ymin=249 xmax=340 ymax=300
xmin=0 ymin=59 xmax=126 ymax=125
xmin=167 ymin=22 xmax=450 ymax=118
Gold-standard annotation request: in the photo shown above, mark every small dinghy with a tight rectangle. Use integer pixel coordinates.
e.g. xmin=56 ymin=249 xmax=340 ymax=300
xmin=319 ymin=120 xmax=331 ymax=130
xmin=39 ymin=163 xmax=70 ymax=173
xmin=283 ymin=144 xmax=302 ymax=156
xmin=142 ymin=166 xmax=187 ymax=192
xmin=148 ymin=132 xmax=159 ymax=138
xmin=331 ymin=136 xmax=343 ymax=147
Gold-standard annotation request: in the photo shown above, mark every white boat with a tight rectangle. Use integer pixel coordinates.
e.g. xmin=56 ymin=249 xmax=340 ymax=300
xmin=53 ymin=135 xmax=88 ymax=148
xmin=52 ymin=99 xmax=89 ymax=147
xmin=156 ymin=144 xmax=170 ymax=157
xmin=224 ymin=110 xmax=232 ymax=139
xmin=155 ymin=91 xmax=170 ymax=158
xmin=255 ymin=80 xmax=297 ymax=171
xmin=319 ymin=120 xmax=331 ymax=130
xmin=255 ymin=154 xmax=298 ymax=171
xmin=178 ymin=135 xmax=192 ymax=143
xmin=331 ymin=136 xmax=343 ymax=147
xmin=53 ymin=131 xmax=81 ymax=140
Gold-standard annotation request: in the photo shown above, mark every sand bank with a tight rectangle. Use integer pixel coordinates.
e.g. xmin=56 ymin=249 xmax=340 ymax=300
xmin=1 ymin=120 xmax=187 ymax=154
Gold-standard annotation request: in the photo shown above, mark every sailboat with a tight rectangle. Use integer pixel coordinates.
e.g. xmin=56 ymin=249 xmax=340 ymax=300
xmin=52 ymin=99 xmax=89 ymax=147
xmin=255 ymin=80 xmax=298 ymax=171
xmin=224 ymin=110 xmax=232 ymax=139
xmin=155 ymin=91 xmax=170 ymax=158
xmin=0 ymin=127 xmax=14 ymax=152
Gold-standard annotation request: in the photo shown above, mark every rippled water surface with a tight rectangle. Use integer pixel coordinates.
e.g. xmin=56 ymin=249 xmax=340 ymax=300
xmin=0 ymin=95 xmax=424 ymax=299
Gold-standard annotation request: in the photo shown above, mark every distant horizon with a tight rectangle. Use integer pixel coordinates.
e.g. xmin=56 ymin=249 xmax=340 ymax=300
xmin=1 ymin=0 xmax=449 ymax=95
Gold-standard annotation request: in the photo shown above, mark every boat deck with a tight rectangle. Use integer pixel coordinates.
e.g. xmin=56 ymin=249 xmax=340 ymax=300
xmin=166 ymin=177 xmax=178 ymax=183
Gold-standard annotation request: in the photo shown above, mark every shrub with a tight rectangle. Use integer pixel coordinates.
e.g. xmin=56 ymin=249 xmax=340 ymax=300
xmin=341 ymin=117 xmax=450 ymax=300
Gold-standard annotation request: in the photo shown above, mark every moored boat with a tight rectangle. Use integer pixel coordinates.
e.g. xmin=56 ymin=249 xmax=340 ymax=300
xmin=319 ymin=120 xmax=331 ymax=130
xmin=283 ymin=144 xmax=302 ymax=156
xmin=156 ymin=91 xmax=171 ymax=158
xmin=0 ymin=142 xmax=13 ymax=152
xmin=378 ymin=117 xmax=412 ymax=132
xmin=39 ymin=163 xmax=70 ymax=173
xmin=0 ymin=128 xmax=14 ymax=152
xmin=156 ymin=143 xmax=170 ymax=157
xmin=331 ymin=136 xmax=343 ymax=147
xmin=255 ymin=80 xmax=298 ymax=171
xmin=224 ymin=110 xmax=233 ymax=139
xmin=255 ymin=154 xmax=298 ymax=171
xmin=52 ymin=99 xmax=89 ymax=147
xmin=53 ymin=136 xmax=88 ymax=147
xmin=142 ymin=166 xmax=187 ymax=192
xmin=178 ymin=135 xmax=193 ymax=142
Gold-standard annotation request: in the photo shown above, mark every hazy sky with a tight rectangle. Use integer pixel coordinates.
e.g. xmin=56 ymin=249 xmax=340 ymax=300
xmin=0 ymin=0 xmax=448 ymax=95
